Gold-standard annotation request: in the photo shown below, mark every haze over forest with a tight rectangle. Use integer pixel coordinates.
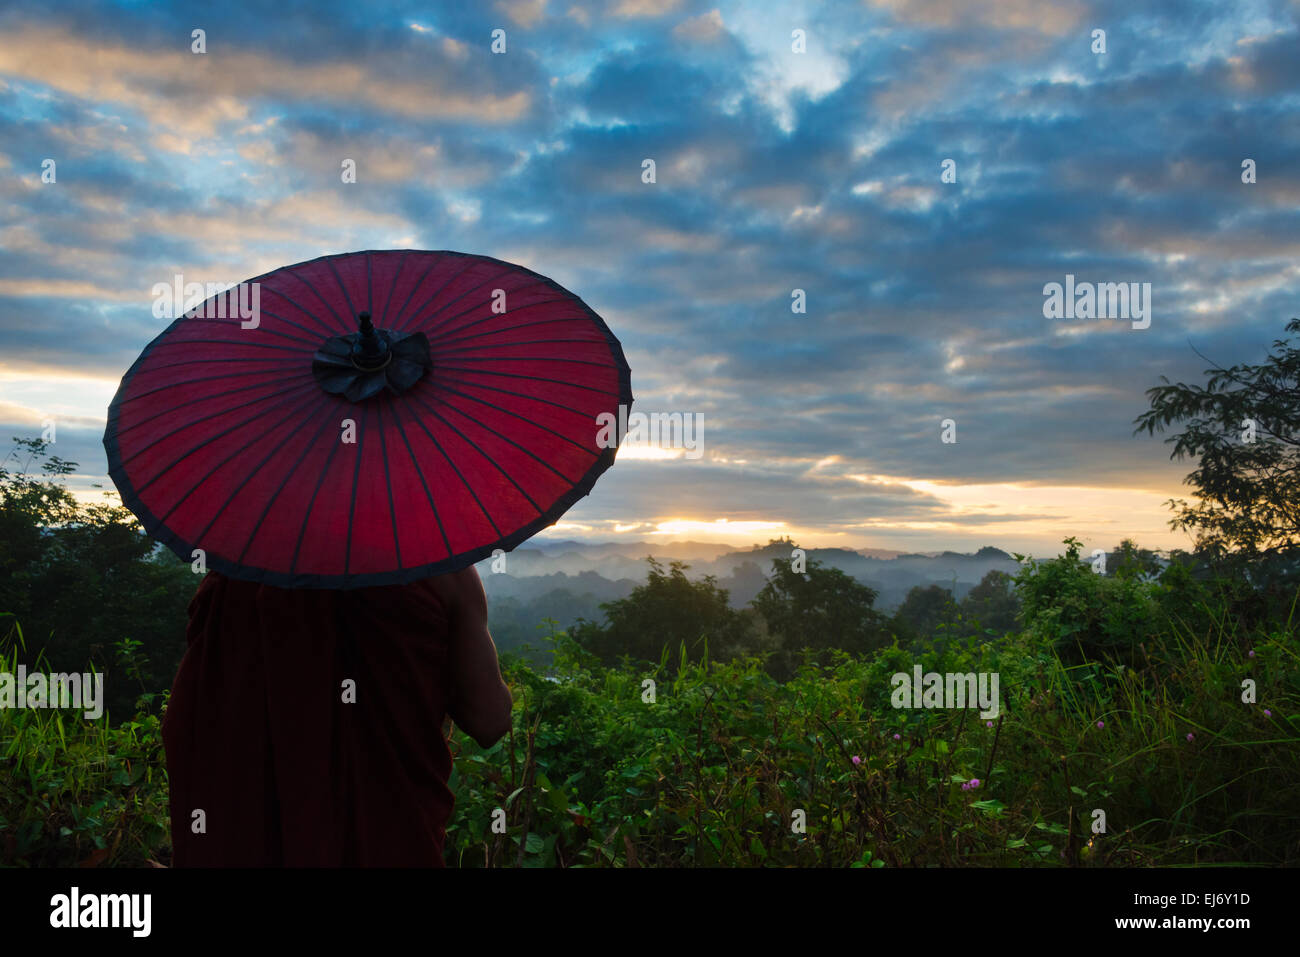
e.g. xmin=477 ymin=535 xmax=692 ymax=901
xmin=475 ymin=536 xmax=1039 ymax=652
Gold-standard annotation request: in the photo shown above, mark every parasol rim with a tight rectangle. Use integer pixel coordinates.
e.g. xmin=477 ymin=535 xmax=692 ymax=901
xmin=103 ymin=249 xmax=634 ymax=590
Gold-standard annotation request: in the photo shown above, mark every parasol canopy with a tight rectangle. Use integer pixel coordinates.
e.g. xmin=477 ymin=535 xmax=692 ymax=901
xmin=104 ymin=249 xmax=633 ymax=588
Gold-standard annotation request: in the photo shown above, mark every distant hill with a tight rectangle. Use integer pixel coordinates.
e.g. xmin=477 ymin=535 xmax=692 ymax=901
xmin=523 ymin=539 xmax=740 ymax=561
xmin=477 ymin=539 xmax=1023 ymax=634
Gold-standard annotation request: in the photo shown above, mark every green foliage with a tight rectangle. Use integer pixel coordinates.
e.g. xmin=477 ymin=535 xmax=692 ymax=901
xmin=573 ymin=545 xmax=894 ymax=681
xmin=0 ymin=616 xmax=169 ymax=867
xmin=959 ymin=569 xmax=1020 ymax=636
xmin=750 ymin=555 xmax=889 ymax=679
xmin=890 ymin=571 xmax=1022 ymax=654
xmin=1013 ymin=537 xmax=1160 ymax=667
xmin=571 ymin=557 xmax=748 ymax=672
xmin=892 ymin=583 xmax=959 ymax=647
xmin=0 ymin=437 xmax=197 ymax=722
xmin=1108 ymin=539 xmax=1164 ymax=581
xmin=441 ymin=567 xmax=1300 ymax=866
xmin=1133 ymin=316 xmax=1300 ymax=566
xmin=4 ymin=538 xmax=1298 ymax=868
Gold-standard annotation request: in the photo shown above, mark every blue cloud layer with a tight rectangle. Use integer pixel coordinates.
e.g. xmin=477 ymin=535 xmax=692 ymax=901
xmin=1 ymin=0 xmax=1297 ymax=551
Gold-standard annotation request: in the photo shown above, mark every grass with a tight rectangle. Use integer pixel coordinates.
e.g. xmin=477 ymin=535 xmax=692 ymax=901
xmin=0 ymin=617 xmax=169 ymax=867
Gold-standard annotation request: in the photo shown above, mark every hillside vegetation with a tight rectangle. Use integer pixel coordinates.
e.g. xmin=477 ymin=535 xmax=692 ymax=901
xmin=3 ymin=536 xmax=1296 ymax=867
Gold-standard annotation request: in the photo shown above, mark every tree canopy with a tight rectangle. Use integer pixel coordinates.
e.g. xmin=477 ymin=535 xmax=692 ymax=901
xmin=1134 ymin=317 xmax=1300 ymax=575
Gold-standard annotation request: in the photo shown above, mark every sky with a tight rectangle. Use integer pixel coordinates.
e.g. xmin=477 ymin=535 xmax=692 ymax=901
xmin=1 ymin=0 xmax=1298 ymax=558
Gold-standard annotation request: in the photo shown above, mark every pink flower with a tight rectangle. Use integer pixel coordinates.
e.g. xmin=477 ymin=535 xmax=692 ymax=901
xmin=1186 ymin=733 xmax=1195 ymax=742
xmin=968 ymin=778 xmax=981 ymax=789
xmin=1264 ymin=709 xmax=1272 ymax=717
xmin=1248 ymin=649 xmax=1255 ymax=658
xmin=1096 ymin=720 xmax=1105 ymax=730
xmin=851 ymin=755 xmax=861 ymax=765
xmin=892 ymin=733 xmax=901 ymax=741
xmin=986 ymin=721 xmax=993 ymax=728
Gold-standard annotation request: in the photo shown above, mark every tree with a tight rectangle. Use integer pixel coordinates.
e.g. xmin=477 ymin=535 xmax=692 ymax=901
xmin=1106 ymin=539 xmax=1163 ymax=581
xmin=720 ymin=559 xmax=770 ymax=607
xmin=1133 ymin=318 xmax=1300 ymax=574
xmin=958 ymin=569 xmax=1020 ymax=636
xmin=571 ymin=557 xmax=747 ymax=671
xmin=1013 ymin=537 xmax=1156 ymax=667
xmin=750 ymin=554 xmax=888 ymax=679
xmin=892 ymin=583 xmax=958 ymax=643
xmin=0 ymin=437 xmax=196 ymax=721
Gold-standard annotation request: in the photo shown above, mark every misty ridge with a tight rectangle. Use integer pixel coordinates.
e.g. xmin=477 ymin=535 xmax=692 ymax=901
xmin=475 ymin=536 xmax=1032 ymax=653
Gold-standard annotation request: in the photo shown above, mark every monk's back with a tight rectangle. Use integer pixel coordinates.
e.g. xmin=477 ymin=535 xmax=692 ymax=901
xmin=162 ymin=570 xmax=456 ymax=866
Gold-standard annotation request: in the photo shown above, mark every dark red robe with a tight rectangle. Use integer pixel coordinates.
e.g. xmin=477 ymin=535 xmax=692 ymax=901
xmin=161 ymin=570 xmax=455 ymax=867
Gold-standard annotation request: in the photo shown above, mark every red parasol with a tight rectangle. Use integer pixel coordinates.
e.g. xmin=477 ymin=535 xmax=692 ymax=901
xmin=104 ymin=250 xmax=633 ymax=588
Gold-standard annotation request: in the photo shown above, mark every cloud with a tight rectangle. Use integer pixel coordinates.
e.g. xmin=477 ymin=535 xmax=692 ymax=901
xmin=1 ymin=0 xmax=1297 ymax=554
xmin=613 ymin=0 xmax=686 ymax=18
xmin=863 ymin=0 xmax=1086 ymax=33
xmin=0 ymin=24 xmax=532 ymax=143
xmin=495 ymin=0 xmax=548 ymax=29
xmin=674 ymin=9 xmax=727 ymax=42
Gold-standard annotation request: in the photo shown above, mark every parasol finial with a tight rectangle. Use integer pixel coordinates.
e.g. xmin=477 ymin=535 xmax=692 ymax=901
xmin=351 ymin=311 xmax=390 ymax=370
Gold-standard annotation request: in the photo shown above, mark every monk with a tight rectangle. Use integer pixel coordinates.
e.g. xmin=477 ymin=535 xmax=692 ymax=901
xmin=161 ymin=564 xmax=513 ymax=867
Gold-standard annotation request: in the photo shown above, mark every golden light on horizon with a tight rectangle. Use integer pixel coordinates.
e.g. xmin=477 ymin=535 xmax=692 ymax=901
xmin=616 ymin=445 xmax=685 ymax=460
xmin=650 ymin=518 xmax=790 ymax=538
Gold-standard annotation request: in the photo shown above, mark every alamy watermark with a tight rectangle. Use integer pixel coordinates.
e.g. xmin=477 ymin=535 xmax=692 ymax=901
xmin=1043 ymin=274 xmax=1150 ymax=329
xmin=0 ymin=666 xmax=103 ymax=719
xmin=596 ymin=405 xmax=703 ymax=459
xmin=891 ymin=666 xmax=1000 ymax=719
xmin=152 ymin=274 xmax=261 ymax=328
xmin=49 ymin=886 xmax=150 ymax=937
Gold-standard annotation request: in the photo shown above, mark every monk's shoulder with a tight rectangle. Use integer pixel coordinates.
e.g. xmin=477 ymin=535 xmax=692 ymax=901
xmin=423 ymin=565 xmax=482 ymax=613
